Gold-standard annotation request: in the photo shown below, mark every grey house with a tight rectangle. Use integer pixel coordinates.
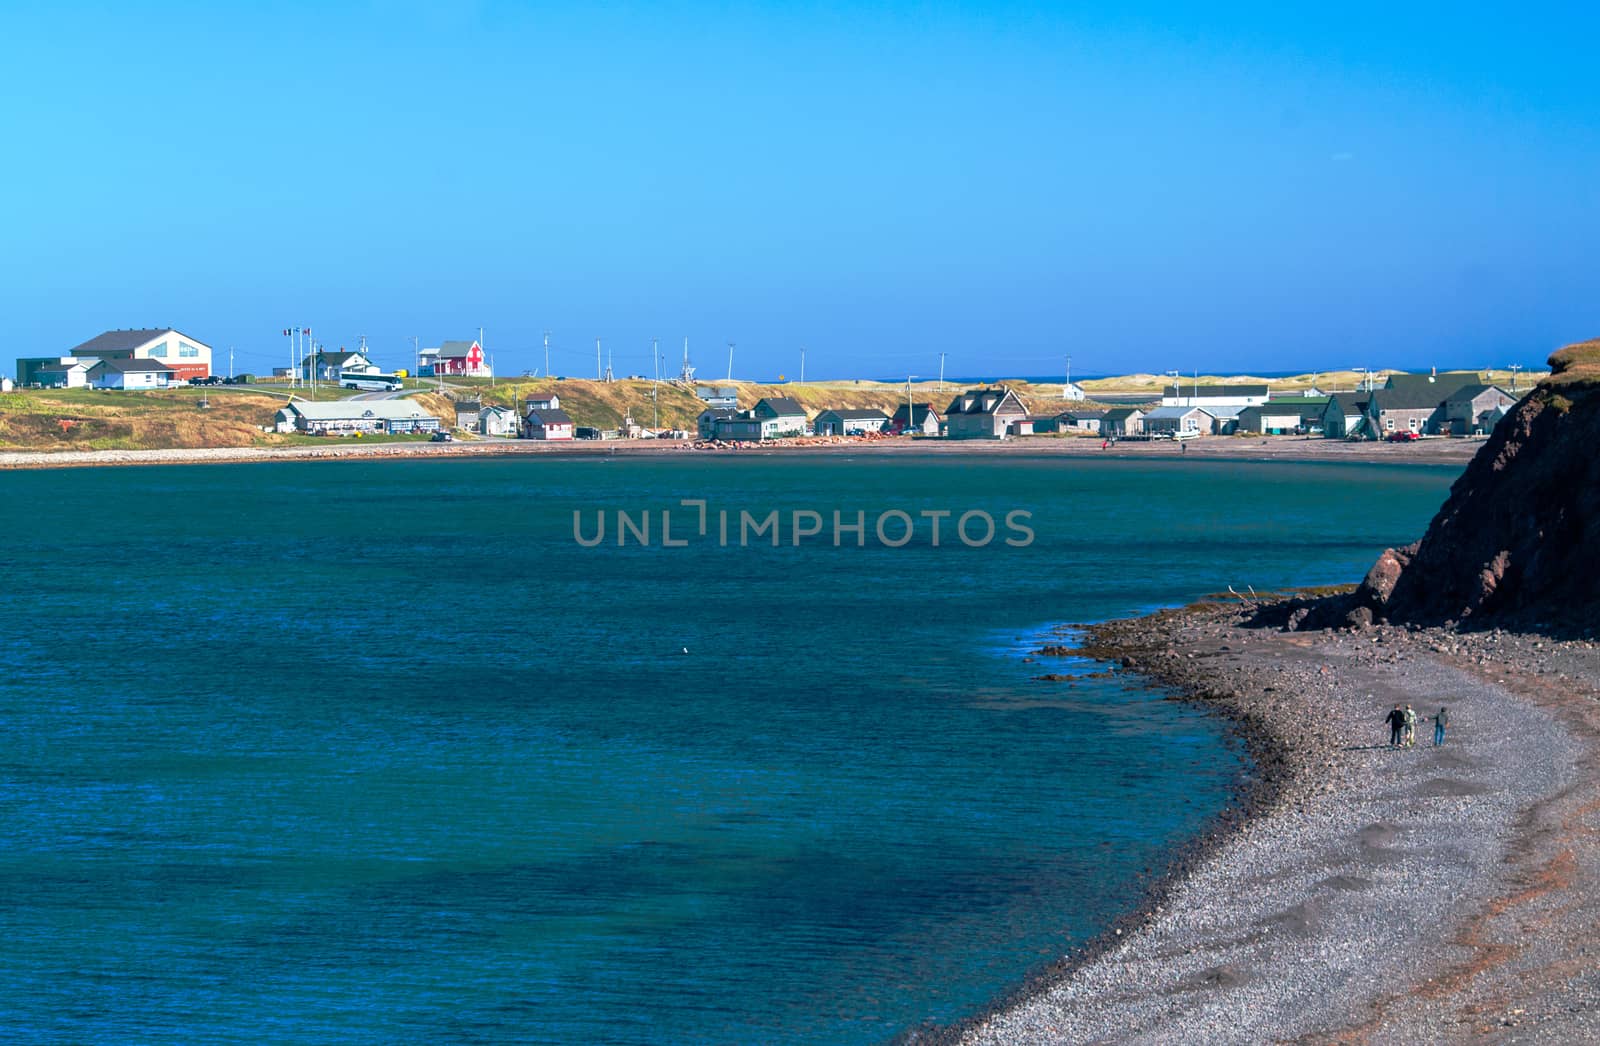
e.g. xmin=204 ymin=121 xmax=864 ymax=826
xmin=889 ymin=403 xmax=942 ymax=435
xmin=696 ymin=385 xmax=739 ymax=409
xmin=697 ymin=408 xmax=736 ymax=440
xmin=1101 ymin=407 xmax=1146 ymax=437
xmin=455 ymin=399 xmax=482 ymax=430
xmin=943 ymin=386 xmax=1030 ymax=439
xmin=1321 ymin=394 xmax=1368 ymax=439
xmin=1440 ymin=384 xmax=1516 ymax=435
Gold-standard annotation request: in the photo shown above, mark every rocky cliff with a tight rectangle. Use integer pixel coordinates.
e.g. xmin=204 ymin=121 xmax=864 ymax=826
xmin=1352 ymin=339 xmax=1600 ymax=631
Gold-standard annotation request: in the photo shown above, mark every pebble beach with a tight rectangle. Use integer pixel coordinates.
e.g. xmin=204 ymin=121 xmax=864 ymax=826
xmin=946 ymin=603 xmax=1600 ymax=1043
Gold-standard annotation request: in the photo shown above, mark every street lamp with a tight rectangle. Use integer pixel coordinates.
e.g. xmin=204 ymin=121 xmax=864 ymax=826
xmin=1165 ymin=370 xmax=1181 ymax=406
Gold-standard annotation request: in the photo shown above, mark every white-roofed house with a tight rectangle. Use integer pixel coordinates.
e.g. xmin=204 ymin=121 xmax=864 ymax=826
xmin=274 ymin=399 xmax=442 ymax=436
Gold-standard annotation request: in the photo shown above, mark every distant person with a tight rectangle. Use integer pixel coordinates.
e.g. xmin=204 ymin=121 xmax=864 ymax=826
xmin=1182 ymin=441 xmax=1188 ymax=455
xmin=1101 ymin=439 xmax=1108 ymax=450
xmin=1385 ymin=705 xmax=1406 ymax=747
xmin=1403 ymin=705 xmax=1418 ymax=748
xmin=1432 ymin=706 xmax=1449 ymax=746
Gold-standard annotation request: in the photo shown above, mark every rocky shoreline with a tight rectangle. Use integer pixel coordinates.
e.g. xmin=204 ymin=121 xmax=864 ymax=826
xmin=937 ymin=599 xmax=1600 ymax=1044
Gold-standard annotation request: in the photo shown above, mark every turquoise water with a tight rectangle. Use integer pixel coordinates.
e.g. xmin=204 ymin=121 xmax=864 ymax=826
xmin=0 ymin=455 xmax=1454 ymax=1043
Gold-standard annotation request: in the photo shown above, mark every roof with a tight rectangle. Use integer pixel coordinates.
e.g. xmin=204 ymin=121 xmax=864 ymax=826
xmin=696 ymin=385 xmax=738 ymax=398
xmin=285 ymin=399 xmax=434 ymax=421
xmin=1261 ymin=396 xmax=1331 ymax=407
xmin=1144 ymin=405 xmax=1217 ymax=420
xmin=1443 ymin=383 xmax=1508 ymax=403
xmin=1102 ymin=407 xmax=1145 ymax=422
xmin=1203 ymin=404 xmax=1247 ymax=419
xmin=1324 ymin=393 xmax=1369 ymax=413
xmin=1161 ymin=384 xmax=1269 ymax=398
xmin=945 ymin=387 xmax=1027 ymax=416
xmin=66 ymin=328 xmax=202 ymax=357
xmin=480 ymin=404 xmax=516 ymax=416
xmin=455 ymin=399 xmax=483 ymax=411
xmin=36 ymin=361 xmax=89 ymax=373
xmin=1060 ymin=410 xmax=1107 ymax=420
xmin=1383 ymin=372 xmax=1480 ymax=396
xmin=754 ymin=397 xmax=807 ymax=417
xmin=526 ymin=408 xmax=574 ymax=425
xmin=438 ymin=340 xmax=480 ymax=358
xmin=1368 ymin=387 xmax=1450 ymax=412
xmin=891 ymin=403 xmax=941 ymax=424
xmin=818 ymin=408 xmax=889 ymax=420
xmin=91 ymin=357 xmax=174 ymax=373
xmin=698 ymin=407 xmax=737 ymax=419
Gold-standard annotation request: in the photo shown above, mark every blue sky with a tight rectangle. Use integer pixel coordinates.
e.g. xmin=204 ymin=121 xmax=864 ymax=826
xmin=2 ymin=2 xmax=1596 ymax=379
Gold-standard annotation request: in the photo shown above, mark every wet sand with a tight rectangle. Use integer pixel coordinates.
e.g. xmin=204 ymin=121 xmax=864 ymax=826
xmin=945 ymin=604 xmax=1600 ymax=1043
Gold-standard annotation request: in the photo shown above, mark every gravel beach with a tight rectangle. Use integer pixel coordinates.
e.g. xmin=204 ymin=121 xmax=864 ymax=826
xmin=951 ymin=602 xmax=1600 ymax=1044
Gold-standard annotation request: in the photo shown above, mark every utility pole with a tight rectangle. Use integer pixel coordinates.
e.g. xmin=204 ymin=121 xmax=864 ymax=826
xmin=1165 ymin=369 xmax=1181 ymax=405
xmin=543 ymin=330 xmax=551 ymax=380
xmin=726 ymin=342 xmax=735 ymax=382
xmin=907 ymin=375 xmax=918 ymax=438
xmin=799 ymin=345 xmax=805 ymax=385
xmin=652 ymin=336 xmax=660 ymax=429
xmin=1509 ymin=363 xmax=1523 ymax=393
xmin=1062 ymin=353 xmax=1072 ymax=399
xmin=938 ymin=351 xmax=947 ymax=391
xmin=596 ymin=337 xmax=602 ymax=381
xmin=411 ymin=336 xmax=419 ymax=379
xmin=229 ymin=346 xmax=234 ymax=380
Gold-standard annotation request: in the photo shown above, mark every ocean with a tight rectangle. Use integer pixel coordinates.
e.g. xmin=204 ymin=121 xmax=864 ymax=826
xmin=0 ymin=454 xmax=1454 ymax=1043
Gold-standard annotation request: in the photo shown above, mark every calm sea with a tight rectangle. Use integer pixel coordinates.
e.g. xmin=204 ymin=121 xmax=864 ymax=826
xmin=0 ymin=455 xmax=1453 ymax=1043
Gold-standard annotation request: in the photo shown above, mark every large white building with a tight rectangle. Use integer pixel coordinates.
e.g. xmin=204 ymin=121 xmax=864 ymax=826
xmin=1160 ymin=383 xmax=1269 ymax=408
xmin=19 ymin=328 xmax=213 ymax=385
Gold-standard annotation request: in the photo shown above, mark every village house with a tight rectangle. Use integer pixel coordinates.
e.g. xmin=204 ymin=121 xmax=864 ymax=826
xmin=1062 ymin=410 xmax=1106 ymax=433
xmin=1237 ymin=397 xmax=1330 ymax=435
xmin=1362 ymin=387 xmax=1449 ymax=438
xmin=1439 ymin=384 xmax=1516 ymax=435
xmin=696 ymin=385 xmax=739 ymax=409
xmin=479 ymin=405 xmax=519 ymax=436
xmin=1160 ymin=383 xmax=1269 ymax=408
xmin=1101 ymin=407 xmax=1146 ymax=437
xmin=524 ymin=406 xmax=575 ymax=440
xmin=89 ymin=358 xmax=175 ymax=390
xmin=424 ymin=340 xmax=492 ymax=378
xmin=1203 ymin=404 xmax=1247 ymax=434
xmin=697 ymin=408 xmax=735 ymax=439
xmin=300 ymin=348 xmax=378 ymax=383
xmin=813 ymin=409 xmax=889 ymax=436
xmin=273 ymin=399 xmax=441 ymax=436
xmin=889 ymin=402 xmax=942 ymax=436
xmin=1060 ymin=381 xmax=1088 ymax=401
xmin=1143 ymin=404 xmax=1217 ymax=437
xmin=713 ymin=415 xmax=769 ymax=441
xmin=1321 ymin=394 xmax=1368 ymax=439
xmin=1383 ymin=371 xmax=1482 ymax=398
xmin=943 ymin=386 xmax=1030 ymax=439
xmin=455 ymin=399 xmax=482 ymax=431
xmin=751 ymin=397 xmax=809 ymax=437
xmin=32 ymin=360 xmax=94 ymax=388
xmin=525 ymin=393 xmax=560 ymax=411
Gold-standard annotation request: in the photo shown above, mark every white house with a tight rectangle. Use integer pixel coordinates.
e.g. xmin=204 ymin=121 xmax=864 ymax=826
xmin=813 ymin=409 xmax=889 ymax=436
xmin=525 ymin=393 xmax=560 ymax=411
xmin=751 ymin=398 xmax=808 ymax=436
xmin=696 ymin=386 xmax=739 ymax=409
xmin=1061 ymin=382 xmax=1088 ymax=401
xmin=89 ymin=358 xmax=175 ymax=390
xmin=301 ymin=349 xmax=378 ymax=383
xmin=524 ymin=407 xmax=574 ymax=440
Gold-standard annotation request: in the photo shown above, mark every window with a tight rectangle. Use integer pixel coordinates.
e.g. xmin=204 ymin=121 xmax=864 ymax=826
xmin=149 ymin=344 xmax=168 ymax=358
xmin=179 ymin=341 xmax=200 ymax=358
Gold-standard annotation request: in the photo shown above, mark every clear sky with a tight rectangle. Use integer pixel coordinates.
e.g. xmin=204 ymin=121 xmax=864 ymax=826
xmin=2 ymin=2 xmax=1596 ymax=379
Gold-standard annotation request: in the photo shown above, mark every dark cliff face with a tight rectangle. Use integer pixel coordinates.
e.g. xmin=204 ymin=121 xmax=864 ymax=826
xmin=1357 ymin=339 xmax=1600 ymax=631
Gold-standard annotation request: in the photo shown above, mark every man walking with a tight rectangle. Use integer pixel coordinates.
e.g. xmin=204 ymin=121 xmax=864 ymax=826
xmin=1403 ymin=705 xmax=1418 ymax=747
xmin=1385 ymin=705 xmax=1406 ymax=747
xmin=1433 ymin=706 xmax=1449 ymax=746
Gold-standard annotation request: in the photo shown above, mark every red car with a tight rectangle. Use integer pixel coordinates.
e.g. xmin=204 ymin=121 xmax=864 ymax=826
xmin=1386 ymin=430 xmax=1421 ymax=442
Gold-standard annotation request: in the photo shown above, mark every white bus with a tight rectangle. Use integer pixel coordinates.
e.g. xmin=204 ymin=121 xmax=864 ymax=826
xmin=339 ymin=372 xmax=404 ymax=392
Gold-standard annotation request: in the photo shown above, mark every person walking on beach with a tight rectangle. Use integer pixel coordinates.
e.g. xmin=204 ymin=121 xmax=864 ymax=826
xmin=1385 ymin=705 xmax=1406 ymax=747
xmin=1432 ymin=706 xmax=1449 ymax=746
xmin=1402 ymin=704 xmax=1418 ymax=748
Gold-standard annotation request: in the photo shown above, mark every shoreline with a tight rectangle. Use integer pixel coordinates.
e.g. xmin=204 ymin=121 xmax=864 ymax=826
xmin=0 ymin=434 xmax=1485 ymax=471
xmin=938 ymin=599 xmax=1600 ymax=1043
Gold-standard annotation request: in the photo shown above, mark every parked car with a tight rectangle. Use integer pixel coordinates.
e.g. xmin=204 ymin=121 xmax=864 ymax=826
xmin=575 ymin=426 xmax=602 ymax=440
xmin=1385 ymin=430 xmax=1420 ymax=442
xmin=430 ymin=430 xmax=454 ymax=442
